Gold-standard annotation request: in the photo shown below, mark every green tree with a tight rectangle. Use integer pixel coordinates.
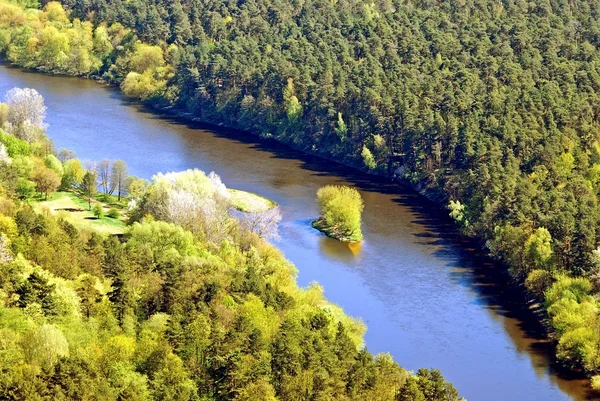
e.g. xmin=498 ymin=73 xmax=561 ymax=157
xmin=92 ymin=203 xmax=104 ymax=219
xmin=314 ymin=185 xmax=364 ymax=241
xmin=524 ymin=227 xmax=554 ymax=271
xmin=81 ymin=170 xmax=97 ymax=210
xmin=110 ymin=159 xmax=128 ymax=200
xmin=31 ymin=165 xmax=60 ymax=199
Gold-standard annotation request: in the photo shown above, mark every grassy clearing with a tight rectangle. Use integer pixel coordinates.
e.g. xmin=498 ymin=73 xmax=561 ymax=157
xmin=229 ymin=189 xmax=277 ymax=213
xmin=32 ymin=191 xmax=126 ymax=235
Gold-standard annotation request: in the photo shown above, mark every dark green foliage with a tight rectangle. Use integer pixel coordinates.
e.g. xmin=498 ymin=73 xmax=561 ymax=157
xmin=15 ymin=271 xmax=57 ymax=315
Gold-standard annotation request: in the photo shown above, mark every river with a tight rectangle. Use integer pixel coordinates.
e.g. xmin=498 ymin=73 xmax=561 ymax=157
xmin=0 ymin=63 xmax=595 ymax=401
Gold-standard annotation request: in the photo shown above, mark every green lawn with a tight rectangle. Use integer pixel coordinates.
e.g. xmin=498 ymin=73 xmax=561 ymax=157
xmin=228 ymin=189 xmax=277 ymax=213
xmin=32 ymin=191 xmax=126 ymax=235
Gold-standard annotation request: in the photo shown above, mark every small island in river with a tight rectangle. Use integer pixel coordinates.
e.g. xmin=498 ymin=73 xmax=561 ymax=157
xmin=312 ymin=185 xmax=364 ymax=242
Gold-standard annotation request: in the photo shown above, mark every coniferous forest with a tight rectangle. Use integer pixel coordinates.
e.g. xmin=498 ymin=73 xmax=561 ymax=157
xmin=3 ymin=0 xmax=600 ymax=391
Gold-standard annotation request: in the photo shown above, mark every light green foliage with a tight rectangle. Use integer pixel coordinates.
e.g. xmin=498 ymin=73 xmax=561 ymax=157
xmin=44 ymin=154 xmax=63 ymax=176
xmin=525 ymin=269 xmax=553 ymax=298
xmin=93 ymin=25 xmax=113 ymax=60
xmin=0 ymin=103 xmax=8 ymax=126
xmin=92 ymin=203 xmax=104 ymax=219
xmin=0 ymin=162 xmax=461 ymax=401
xmin=334 ymin=112 xmax=347 ymax=140
xmin=545 ymin=276 xmax=600 ymax=371
xmin=126 ymin=220 xmax=199 ymax=265
xmin=315 ymin=185 xmax=364 ymax=241
xmin=126 ymin=43 xmax=165 ymax=74
xmin=1 ymin=2 xmax=103 ymax=75
xmin=120 ymin=43 xmax=172 ymax=100
xmin=62 ymin=158 xmax=85 ymax=188
xmin=122 ymin=71 xmax=168 ymax=101
xmin=524 ymin=227 xmax=553 ymax=270
xmin=362 ymin=145 xmax=376 ymax=170
xmin=592 ymin=375 xmax=600 ymax=392
xmin=0 ymin=131 xmax=31 ymax=157
xmin=0 ymin=213 xmax=17 ymax=238
xmin=126 ymin=176 xmax=148 ymax=200
xmin=16 ymin=178 xmax=35 ymax=199
xmin=553 ymin=153 xmax=575 ymax=182
xmin=11 ymin=156 xmax=34 ymax=179
xmin=448 ymin=200 xmax=468 ymax=228
xmin=239 ymin=294 xmax=278 ymax=340
xmin=22 ymin=323 xmax=69 ymax=369
xmin=283 ymin=78 xmax=302 ymax=122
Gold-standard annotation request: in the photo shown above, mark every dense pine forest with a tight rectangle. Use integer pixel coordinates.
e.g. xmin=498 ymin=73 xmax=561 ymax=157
xmin=3 ymin=0 xmax=600 ymax=384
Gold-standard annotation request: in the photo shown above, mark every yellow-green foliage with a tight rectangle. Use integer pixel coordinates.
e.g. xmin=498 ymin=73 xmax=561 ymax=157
xmin=592 ymin=375 xmax=600 ymax=392
xmin=0 ymin=158 xmax=462 ymax=400
xmin=0 ymin=0 xmax=173 ymax=101
xmin=1 ymin=1 xmax=106 ymax=75
xmin=545 ymin=275 xmax=600 ymax=372
xmin=315 ymin=185 xmax=364 ymax=241
xmin=120 ymin=43 xmax=173 ymax=100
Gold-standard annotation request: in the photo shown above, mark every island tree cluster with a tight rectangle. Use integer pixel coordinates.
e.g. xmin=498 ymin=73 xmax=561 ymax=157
xmin=314 ymin=185 xmax=364 ymax=242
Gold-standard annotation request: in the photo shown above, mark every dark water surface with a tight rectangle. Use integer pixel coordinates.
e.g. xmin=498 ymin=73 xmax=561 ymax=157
xmin=1 ymin=64 xmax=595 ymax=401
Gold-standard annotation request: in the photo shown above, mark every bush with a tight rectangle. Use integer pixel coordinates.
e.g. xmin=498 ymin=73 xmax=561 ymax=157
xmin=107 ymin=208 xmax=119 ymax=219
xmin=314 ymin=185 xmax=363 ymax=242
xmin=92 ymin=204 xmax=104 ymax=219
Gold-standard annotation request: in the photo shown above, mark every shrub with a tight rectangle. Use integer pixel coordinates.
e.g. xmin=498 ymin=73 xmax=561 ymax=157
xmin=314 ymin=185 xmax=363 ymax=241
xmin=92 ymin=204 xmax=104 ymax=219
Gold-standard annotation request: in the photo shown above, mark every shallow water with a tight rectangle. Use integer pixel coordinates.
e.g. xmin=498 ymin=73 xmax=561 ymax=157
xmin=0 ymin=64 xmax=595 ymax=401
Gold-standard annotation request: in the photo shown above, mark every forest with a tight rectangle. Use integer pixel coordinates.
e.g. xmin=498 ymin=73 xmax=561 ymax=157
xmin=2 ymin=0 xmax=600 ymax=382
xmin=0 ymin=86 xmax=463 ymax=399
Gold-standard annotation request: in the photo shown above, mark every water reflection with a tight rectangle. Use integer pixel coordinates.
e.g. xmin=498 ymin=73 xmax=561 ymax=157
xmin=318 ymin=235 xmax=364 ymax=263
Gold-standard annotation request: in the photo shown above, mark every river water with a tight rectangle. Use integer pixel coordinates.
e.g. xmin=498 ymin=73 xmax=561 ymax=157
xmin=0 ymin=64 xmax=595 ymax=401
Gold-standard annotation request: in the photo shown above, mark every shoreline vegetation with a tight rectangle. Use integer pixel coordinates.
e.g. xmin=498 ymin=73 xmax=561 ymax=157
xmin=228 ymin=189 xmax=277 ymax=213
xmin=4 ymin=0 xmax=600 ymax=389
xmin=0 ymin=86 xmax=463 ymax=400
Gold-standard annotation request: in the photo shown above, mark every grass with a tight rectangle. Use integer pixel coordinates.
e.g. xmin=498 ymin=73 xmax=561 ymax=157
xmin=228 ymin=189 xmax=277 ymax=213
xmin=32 ymin=191 xmax=126 ymax=235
